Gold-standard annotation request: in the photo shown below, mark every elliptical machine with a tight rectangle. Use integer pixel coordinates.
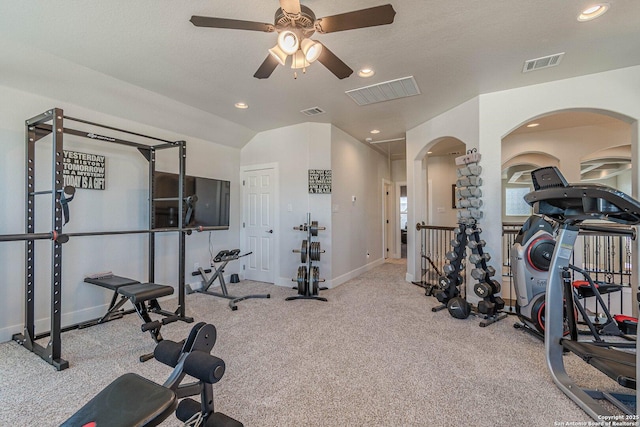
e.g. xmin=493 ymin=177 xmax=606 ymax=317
xmin=512 ymin=214 xmax=635 ymax=341
xmin=511 ymin=215 xmax=560 ymax=337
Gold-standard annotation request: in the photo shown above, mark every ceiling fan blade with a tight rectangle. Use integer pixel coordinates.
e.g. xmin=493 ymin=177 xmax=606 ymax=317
xmin=315 ymin=4 xmax=396 ymax=34
xmin=190 ymin=16 xmax=275 ymax=32
xmin=317 ymin=44 xmax=353 ymax=79
xmin=279 ymin=0 xmax=301 ymax=15
xmin=254 ymin=54 xmax=280 ymax=79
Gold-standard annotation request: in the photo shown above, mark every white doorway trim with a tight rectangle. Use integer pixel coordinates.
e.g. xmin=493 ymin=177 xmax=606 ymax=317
xmin=395 ymin=181 xmax=407 ymax=259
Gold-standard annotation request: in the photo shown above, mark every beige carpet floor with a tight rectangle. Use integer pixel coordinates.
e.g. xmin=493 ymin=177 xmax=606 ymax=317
xmin=0 ymin=261 xmax=632 ymax=426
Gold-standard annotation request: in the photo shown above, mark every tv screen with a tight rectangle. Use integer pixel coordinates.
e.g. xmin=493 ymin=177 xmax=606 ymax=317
xmin=153 ymin=172 xmax=230 ymax=229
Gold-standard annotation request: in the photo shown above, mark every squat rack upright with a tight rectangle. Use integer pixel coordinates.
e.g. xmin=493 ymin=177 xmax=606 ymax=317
xmin=8 ymin=108 xmax=212 ymax=370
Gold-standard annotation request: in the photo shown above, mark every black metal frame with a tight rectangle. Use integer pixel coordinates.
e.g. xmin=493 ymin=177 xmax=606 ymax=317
xmin=9 ymin=108 xmax=223 ymax=370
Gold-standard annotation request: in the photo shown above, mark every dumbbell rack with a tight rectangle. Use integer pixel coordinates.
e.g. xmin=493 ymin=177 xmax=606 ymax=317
xmin=287 ymin=213 xmax=328 ymax=302
xmin=433 ymin=149 xmax=507 ymax=327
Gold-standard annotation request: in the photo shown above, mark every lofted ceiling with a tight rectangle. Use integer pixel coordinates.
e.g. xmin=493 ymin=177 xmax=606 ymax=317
xmin=1 ymin=1 xmax=639 ymax=157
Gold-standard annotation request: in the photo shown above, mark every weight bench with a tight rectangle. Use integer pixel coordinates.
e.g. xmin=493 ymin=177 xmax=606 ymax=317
xmin=82 ymin=274 xmax=177 ymax=361
xmin=62 ymin=323 xmax=243 ymax=427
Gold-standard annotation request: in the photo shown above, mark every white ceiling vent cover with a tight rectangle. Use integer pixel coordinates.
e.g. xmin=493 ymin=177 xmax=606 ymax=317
xmin=523 ymin=52 xmax=565 ymax=73
xmin=300 ymin=107 xmax=326 ymax=116
xmin=346 ymin=76 xmax=421 ymax=106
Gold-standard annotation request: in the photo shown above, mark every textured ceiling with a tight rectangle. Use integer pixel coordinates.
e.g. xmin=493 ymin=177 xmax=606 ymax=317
xmin=1 ymin=1 xmax=639 ymax=154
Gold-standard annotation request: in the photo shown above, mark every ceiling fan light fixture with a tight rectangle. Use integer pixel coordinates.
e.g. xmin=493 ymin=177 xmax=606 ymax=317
xmin=268 ymin=44 xmax=288 ymax=66
xmin=291 ymin=50 xmax=311 ymax=69
xmin=277 ymin=30 xmax=299 ymax=55
xmin=301 ymin=39 xmax=322 ymax=63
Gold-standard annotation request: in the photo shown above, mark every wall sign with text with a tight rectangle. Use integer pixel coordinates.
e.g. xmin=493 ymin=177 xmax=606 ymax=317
xmin=63 ymin=150 xmax=106 ymax=190
xmin=308 ymin=169 xmax=332 ymax=194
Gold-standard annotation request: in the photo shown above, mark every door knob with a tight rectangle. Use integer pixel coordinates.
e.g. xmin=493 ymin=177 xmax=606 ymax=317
xmin=266 ymin=229 xmax=273 ymax=233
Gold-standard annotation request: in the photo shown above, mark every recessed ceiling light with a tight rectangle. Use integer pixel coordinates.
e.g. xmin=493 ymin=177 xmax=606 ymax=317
xmin=577 ymin=3 xmax=609 ymax=22
xmin=526 ymin=123 xmax=540 ymax=128
xmin=427 ymin=151 xmax=433 ymax=154
xmin=358 ymin=68 xmax=375 ymax=78
xmin=234 ymin=102 xmax=249 ymax=109
xmin=370 ymin=129 xmax=380 ymax=134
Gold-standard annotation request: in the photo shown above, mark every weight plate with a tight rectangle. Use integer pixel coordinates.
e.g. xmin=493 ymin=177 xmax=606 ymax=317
xmin=300 ymin=240 xmax=308 ymax=263
xmin=310 ymin=241 xmax=322 ymax=261
xmin=297 ymin=266 xmax=308 ymax=295
xmin=312 ymin=266 xmax=319 ymax=295
xmin=311 ymin=221 xmax=319 ymax=236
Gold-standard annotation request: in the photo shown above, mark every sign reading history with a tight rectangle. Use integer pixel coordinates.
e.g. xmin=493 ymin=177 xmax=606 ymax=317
xmin=308 ymin=169 xmax=332 ymax=194
xmin=63 ymin=150 xmax=106 ymax=190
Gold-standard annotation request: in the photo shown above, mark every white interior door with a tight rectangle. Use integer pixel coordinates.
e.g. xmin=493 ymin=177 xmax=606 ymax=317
xmin=242 ymin=167 xmax=276 ymax=283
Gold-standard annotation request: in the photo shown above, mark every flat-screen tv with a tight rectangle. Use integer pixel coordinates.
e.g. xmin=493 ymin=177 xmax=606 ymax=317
xmin=153 ymin=171 xmax=230 ymax=229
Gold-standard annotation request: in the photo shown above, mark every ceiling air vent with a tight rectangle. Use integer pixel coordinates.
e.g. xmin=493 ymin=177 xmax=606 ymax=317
xmin=345 ymin=76 xmax=421 ymax=106
xmin=523 ymin=53 xmax=565 ymax=73
xmin=300 ymin=106 xmax=326 ymax=116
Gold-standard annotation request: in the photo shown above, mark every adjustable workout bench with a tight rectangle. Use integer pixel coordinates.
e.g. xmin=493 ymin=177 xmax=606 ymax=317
xmin=190 ymin=249 xmax=270 ymax=310
xmin=81 ymin=274 xmax=180 ymax=361
xmin=62 ymin=322 xmax=243 ymax=427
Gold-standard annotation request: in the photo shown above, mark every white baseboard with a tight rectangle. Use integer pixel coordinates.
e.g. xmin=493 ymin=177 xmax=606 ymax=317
xmin=331 ymin=258 xmax=385 ymax=288
xmin=405 ymin=272 xmax=415 ymax=283
xmin=0 ymin=303 xmax=111 ymax=343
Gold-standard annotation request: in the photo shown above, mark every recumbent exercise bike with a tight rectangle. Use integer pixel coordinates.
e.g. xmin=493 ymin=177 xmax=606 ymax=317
xmin=512 ymin=214 xmax=637 ymax=341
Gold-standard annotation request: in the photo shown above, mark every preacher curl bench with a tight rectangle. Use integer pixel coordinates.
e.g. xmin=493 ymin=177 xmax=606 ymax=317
xmin=62 ymin=322 xmax=243 ymax=427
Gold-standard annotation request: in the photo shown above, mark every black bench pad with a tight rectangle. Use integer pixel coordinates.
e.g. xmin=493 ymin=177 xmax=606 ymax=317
xmin=562 ymin=340 xmax=636 ymax=389
xmin=61 ymin=373 xmax=176 ymax=427
xmin=84 ymin=275 xmax=140 ymax=290
xmin=118 ymin=283 xmax=174 ymax=304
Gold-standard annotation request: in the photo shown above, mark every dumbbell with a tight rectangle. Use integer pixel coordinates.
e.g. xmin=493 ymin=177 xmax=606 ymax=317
xmin=490 ymin=279 xmax=501 ymax=294
xmin=443 ymin=263 xmax=458 ymax=275
xmin=467 ymin=239 xmax=486 ymax=249
xmin=471 ymin=266 xmax=496 ymax=280
xmin=456 ymin=176 xmax=482 ymax=187
xmin=445 ymin=251 xmax=458 ymax=261
xmin=450 ymin=237 xmax=463 ymax=247
xmin=477 ymin=300 xmax=496 ymax=315
xmin=456 ymin=209 xmax=483 ymax=219
xmin=474 ymin=282 xmax=493 ymax=298
xmin=457 ymin=164 xmax=482 ymax=177
xmin=465 ymin=227 xmax=480 ymax=235
xmin=457 ymin=210 xmax=471 ymax=219
xmin=457 ymin=199 xmax=483 ymax=209
xmin=469 ymin=253 xmax=491 ymax=264
xmin=457 ymin=187 xmax=482 ymax=198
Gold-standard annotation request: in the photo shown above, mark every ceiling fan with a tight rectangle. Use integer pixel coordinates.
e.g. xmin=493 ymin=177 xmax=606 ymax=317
xmin=190 ymin=1 xmax=396 ymax=79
